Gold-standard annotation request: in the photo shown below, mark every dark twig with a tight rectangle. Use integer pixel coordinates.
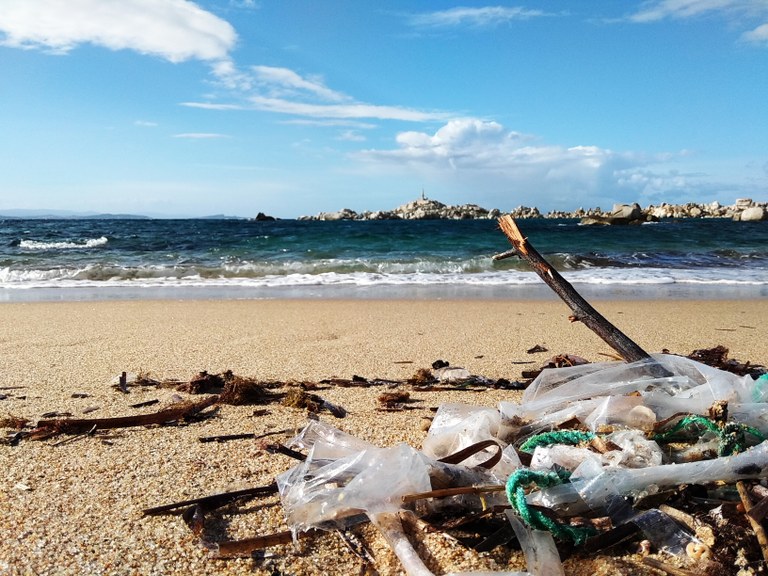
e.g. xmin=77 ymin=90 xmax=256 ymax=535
xmin=142 ymin=482 xmax=278 ymax=516
xmin=497 ymin=215 xmax=655 ymax=364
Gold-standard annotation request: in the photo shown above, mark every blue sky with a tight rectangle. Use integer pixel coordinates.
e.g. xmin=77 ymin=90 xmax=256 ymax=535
xmin=1 ymin=0 xmax=766 ymax=218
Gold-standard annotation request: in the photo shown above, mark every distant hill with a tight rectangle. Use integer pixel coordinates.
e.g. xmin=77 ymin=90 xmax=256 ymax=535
xmin=0 ymin=209 xmax=150 ymax=220
xmin=0 ymin=209 xmax=251 ymax=220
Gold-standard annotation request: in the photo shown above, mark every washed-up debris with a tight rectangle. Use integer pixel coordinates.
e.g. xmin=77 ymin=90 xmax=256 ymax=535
xmin=163 ymin=356 xmax=768 ymax=574
xmin=687 ymin=345 xmax=767 ymax=378
xmin=25 ymin=396 xmax=218 ymax=441
xmin=378 ymin=390 xmax=421 ymax=412
xmin=526 ymin=344 xmax=548 ymax=354
xmin=281 ymin=388 xmax=346 ymax=418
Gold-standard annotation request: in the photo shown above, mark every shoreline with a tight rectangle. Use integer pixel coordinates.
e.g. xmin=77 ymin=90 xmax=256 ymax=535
xmin=2 ymin=298 xmax=767 ymax=575
xmin=2 ymin=281 xmax=768 ymax=303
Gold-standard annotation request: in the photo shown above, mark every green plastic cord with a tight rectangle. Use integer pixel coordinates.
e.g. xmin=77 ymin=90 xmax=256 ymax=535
xmin=519 ymin=430 xmax=596 ymax=454
xmin=505 ymin=468 xmax=595 ymax=545
xmin=652 ymin=414 xmax=765 ymax=456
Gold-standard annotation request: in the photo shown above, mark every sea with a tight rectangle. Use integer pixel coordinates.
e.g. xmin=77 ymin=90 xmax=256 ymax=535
xmin=1 ymin=217 xmax=767 ymax=302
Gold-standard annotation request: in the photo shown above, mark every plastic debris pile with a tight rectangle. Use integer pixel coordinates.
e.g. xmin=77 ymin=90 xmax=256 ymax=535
xmin=275 ymin=354 xmax=768 ymax=575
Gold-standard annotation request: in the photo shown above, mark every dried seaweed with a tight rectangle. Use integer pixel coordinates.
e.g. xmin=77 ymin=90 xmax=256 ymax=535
xmin=687 ymin=345 xmax=766 ymax=377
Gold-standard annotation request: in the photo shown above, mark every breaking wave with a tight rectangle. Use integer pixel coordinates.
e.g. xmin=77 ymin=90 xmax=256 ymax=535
xmin=18 ymin=236 xmax=108 ymax=250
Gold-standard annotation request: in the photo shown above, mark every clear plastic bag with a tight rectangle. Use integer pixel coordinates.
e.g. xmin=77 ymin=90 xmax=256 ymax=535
xmin=278 ymin=421 xmax=433 ymax=534
xmin=570 ymin=440 xmax=768 ymax=509
xmin=504 ymin=355 xmax=763 ymax=432
xmin=423 ymin=404 xmax=501 ymax=464
xmin=423 ymin=403 xmax=521 ymax=478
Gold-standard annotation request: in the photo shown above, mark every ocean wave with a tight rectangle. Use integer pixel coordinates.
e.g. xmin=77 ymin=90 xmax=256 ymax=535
xmin=1 ymin=265 xmax=766 ymax=290
xmin=18 ymin=236 xmax=109 ymax=250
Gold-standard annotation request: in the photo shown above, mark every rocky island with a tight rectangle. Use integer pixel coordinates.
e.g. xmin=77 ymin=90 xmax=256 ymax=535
xmin=297 ymin=196 xmax=767 ymax=223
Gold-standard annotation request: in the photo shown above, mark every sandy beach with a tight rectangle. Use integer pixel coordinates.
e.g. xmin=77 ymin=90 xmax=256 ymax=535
xmin=2 ymin=298 xmax=767 ymax=575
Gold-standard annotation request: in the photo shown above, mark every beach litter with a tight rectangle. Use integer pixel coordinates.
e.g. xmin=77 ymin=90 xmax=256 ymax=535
xmin=132 ymin=352 xmax=768 ymax=575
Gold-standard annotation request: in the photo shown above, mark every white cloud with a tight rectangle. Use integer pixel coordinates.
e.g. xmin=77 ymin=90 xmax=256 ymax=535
xmin=628 ymin=0 xmax=740 ymax=22
xmin=251 ymin=66 xmax=349 ymax=102
xmin=337 ymin=130 xmax=366 ymax=142
xmin=409 ymin=6 xmax=547 ymax=28
xmin=201 ymin=63 xmax=451 ymax=122
xmin=182 ymin=102 xmax=244 ymax=111
xmin=354 ymin=118 xmax=662 ymax=208
xmin=134 ymin=120 xmax=158 ymax=127
xmin=627 ymin=0 xmax=768 ymax=46
xmin=0 ymin=0 xmax=237 ymax=63
xmin=249 ymin=95 xmax=451 ymax=122
xmin=743 ymin=22 xmax=768 ymax=44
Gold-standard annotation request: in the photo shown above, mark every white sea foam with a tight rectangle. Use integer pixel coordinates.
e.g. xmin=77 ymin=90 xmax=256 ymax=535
xmin=19 ymin=236 xmax=108 ymax=250
xmin=1 ymin=266 xmax=766 ymax=290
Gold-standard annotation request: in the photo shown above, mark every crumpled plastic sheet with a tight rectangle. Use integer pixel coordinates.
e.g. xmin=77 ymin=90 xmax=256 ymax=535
xmin=501 ymin=354 xmax=764 ymax=428
xmin=275 ymin=355 xmax=768 ymax=575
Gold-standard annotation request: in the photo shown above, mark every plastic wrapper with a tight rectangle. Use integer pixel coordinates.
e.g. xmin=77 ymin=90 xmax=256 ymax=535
xmin=423 ymin=404 xmax=521 ymax=478
xmin=631 ymin=509 xmax=699 ymax=556
xmin=278 ymin=423 xmax=433 ymax=534
xmin=505 ymin=511 xmax=564 ymax=576
xmin=512 ymin=355 xmax=758 ymax=424
xmin=603 ymin=430 xmax=663 ymax=468
xmin=423 ymin=404 xmax=501 ymax=460
xmin=434 ymin=366 xmax=471 ymax=382
xmin=530 ymin=445 xmax=602 ymax=473
xmin=583 ymin=396 xmax=656 ymax=431
xmin=287 ymin=418 xmax=374 ymax=459
xmin=569 ymin=440 xmax=768 ymax=509
xmin=726 ymin=402 xmax=768 ymax=436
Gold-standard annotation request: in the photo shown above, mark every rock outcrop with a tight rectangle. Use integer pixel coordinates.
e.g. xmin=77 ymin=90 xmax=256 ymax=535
xmin=737 ymin=206 xmax=766 ymax=222
xmin=303 ymin=198 xmax=501 ymax=221
xmin=299 ymin=197 xmax=767 ymax=222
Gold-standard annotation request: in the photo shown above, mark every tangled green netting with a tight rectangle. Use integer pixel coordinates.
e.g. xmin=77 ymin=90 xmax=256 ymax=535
xmin=651 ymin=414 xmax=765 ymax=456
xmin=507 ymin=413 xmax=766 ymax=543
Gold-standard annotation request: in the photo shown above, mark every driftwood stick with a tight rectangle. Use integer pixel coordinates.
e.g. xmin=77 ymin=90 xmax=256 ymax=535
xmin=497 ymin=215 xmax=653 ymax=363
xmin=143 ymin=482 xmax=278 ymax=516
xmin=736 ymin=481 xmax=768 ymax=565
xmin=31 ymin=396 xmax=219 ymax=438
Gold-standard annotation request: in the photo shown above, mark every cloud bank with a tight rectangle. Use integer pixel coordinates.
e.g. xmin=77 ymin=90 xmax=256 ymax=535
xmin=354 ymin=118 xmax=717 ymax=209
xmin=0 ymin=0 xmax=237 ymax=62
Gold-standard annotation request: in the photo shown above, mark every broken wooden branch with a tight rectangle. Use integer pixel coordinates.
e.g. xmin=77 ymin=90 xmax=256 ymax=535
xmin=736 ymin=480 xmax=768 ymax=565
xmin=497 ymin=215 xmax=653 ymax=363
xmin=30 ymin=396 xmax=218 ymax=439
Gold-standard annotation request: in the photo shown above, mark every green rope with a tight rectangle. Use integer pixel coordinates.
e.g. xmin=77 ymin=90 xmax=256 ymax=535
xmin=519 ymin=430 xmax=596 ymax=454
xmin=652 ymin=414 xmax=765 ymax=456
xmin=509 ymin=411 xmax=765 ymax=543
xmin=505 ymin=468 xmax=595 ymax=545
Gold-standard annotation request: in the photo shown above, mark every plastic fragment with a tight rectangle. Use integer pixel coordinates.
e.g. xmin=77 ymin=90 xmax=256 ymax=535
xmin=631 ymin=509 xmax=699 ymax=556
xmin=505 ymin=510 xmax=564 ymax=576
xmin=370 ymin=512 xmax=434 ymax=576
xmin=434 ymin=366 xmax=471 ymax=382
xmin=569 ymin=441 xmax=768 ymax=509
xmin=277 ymin=439 xmax=432 ymax=534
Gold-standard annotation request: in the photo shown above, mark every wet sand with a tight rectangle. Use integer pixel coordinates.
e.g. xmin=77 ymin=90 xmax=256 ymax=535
xmin=1 ymin=299 xmax=767 ymax=575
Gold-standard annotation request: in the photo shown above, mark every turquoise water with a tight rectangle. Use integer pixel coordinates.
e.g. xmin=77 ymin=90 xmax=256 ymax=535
xmin=1 ymin=218 xmax=767 ymax=301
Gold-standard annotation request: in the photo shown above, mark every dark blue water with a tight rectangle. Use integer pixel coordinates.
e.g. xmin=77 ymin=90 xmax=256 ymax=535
xmin=1 ymin=218 xmax=767 ymax=301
